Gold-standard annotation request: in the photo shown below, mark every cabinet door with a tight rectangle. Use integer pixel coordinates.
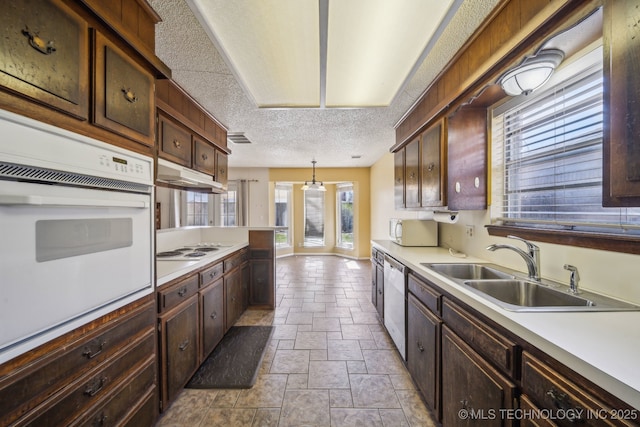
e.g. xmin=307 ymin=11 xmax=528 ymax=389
xmin=447 ymin=108 xmax=487 ymax=210
xmin=216 ymin=150 xmax=228 ymax=188
xmin=371 ymin=262 xmax=378 ymax=309
xmin=0 ymin=0 xmax=89 ymax=119
xmin=193 ymin=137 xmax=216 ymax=175
xmin=421 ymin=121 xmax=446 ymax=207
xmin=603 ymin=0 xmax=640 ymax=206
xmin=225 ymin=269 xmax=243 ymax=331
xmin=93 ymin=31 xmax=154 ymax=146
xmin=250 ymin=259 xmax=274 ymax=308
xmin=405 ymin=136 xmax=421 ymax=208
xmin=394 ymin=149 xmax=405 ymax=208
xmin=407 ymin=294 xmax=441 ymax=417
xmin=160 ymin=297 xmax=198 ymax=408
xmin=441 ymin=326 xmax=516 ymax=427
xmin=201 ymin=279 xmax=224 ymax=359
xmin=158 ymin=113 xmax=192 ymax=167
xmin=375 ymin=263 xmax=384 ymax=319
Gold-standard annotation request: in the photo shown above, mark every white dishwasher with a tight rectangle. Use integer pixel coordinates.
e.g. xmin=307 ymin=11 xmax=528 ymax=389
xmin=383 ymin=254 xmax=406 ymax=360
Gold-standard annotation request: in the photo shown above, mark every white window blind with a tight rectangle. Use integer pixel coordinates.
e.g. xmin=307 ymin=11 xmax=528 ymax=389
xmin=491 ymin=46 xmax=640 ymax=233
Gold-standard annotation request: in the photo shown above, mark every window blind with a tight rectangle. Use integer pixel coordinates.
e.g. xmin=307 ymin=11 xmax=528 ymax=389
xmin=491 ymin=47 xmax=640 ymax=233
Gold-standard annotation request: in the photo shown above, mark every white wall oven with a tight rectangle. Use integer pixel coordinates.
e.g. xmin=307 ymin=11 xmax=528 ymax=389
xmin=0 ymin=110 xmax=154 ymax=364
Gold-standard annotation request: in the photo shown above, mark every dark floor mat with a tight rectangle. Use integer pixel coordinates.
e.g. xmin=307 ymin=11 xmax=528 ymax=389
xmin=186 ymin=326 xmax=274 ymax=389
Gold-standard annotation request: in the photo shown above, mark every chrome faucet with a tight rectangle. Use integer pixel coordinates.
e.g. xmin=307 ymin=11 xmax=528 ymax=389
xmin=563 ymin=264 xmax=580 ymax=294
xmin=486 ymin=235 xmax=541 ymax=281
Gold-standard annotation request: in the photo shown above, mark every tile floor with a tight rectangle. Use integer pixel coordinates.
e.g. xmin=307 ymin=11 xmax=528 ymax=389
xmin=155 ymin=255 xmax=438 ymax=427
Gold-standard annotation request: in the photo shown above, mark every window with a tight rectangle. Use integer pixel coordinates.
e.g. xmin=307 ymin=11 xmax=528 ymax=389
xmin=491 ymin=45 xmax=640 ymax=235
xmin=304 ymin=190 xmax=324 ymax=247
xmin=185 ymin=191 xmax=209 ymax=226
xmin=275 ymin=184 xmax=292 ymax=247
xmin=336 ymin=183 xmax=354 ymax=249
xmin=221 ymin=186 xmax=237 ymax=226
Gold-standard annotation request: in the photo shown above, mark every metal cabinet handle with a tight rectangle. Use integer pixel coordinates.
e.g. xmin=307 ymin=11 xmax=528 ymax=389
xmin=179 ymin=339 xmax=190 ymax=351
xmin=427 ymin=163 xmax=435 ymax=172
xmin=173 ymin=139 xmax=182 ymax=149
xmin=178 ymin=286 xmax=187 ymax=297
xmin=202 ymin=153 xmax=208 ymax=161
xmin=121 ymin=87 xmax=138 ymax=103
xmin=417 ymin=341 xmax=425 ymax=352
xmin=82 ymin=340 xmax=107 ymax=359
xmin=84 ymin=376 xmax=108 ymax=397
xmin=92 ymin=414 xmax=108 ymax=427
xmin=22 ymin=27 xmax=56 ymax=55
xmin=210 ymin=311 xmax=218 ymax=320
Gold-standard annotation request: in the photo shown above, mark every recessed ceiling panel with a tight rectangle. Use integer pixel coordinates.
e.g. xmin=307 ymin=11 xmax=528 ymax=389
xmin=190 ymin=0 xmax=320 ymax=108
xmin=326 ymin=0 xmax=454 ymax=107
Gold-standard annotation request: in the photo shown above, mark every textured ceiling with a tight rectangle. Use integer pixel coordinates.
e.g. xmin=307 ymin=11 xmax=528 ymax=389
xmin=150 ymin=0 xmax=501 ymax=168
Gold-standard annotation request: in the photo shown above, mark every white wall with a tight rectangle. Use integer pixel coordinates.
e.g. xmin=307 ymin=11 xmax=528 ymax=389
xmin=228 ymin=167 xmax=270 ymax=227
xmin=370 ymin=153 xmax=640 ymax=305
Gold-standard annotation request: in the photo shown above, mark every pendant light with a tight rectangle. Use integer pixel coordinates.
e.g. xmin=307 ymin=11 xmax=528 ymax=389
xmin=301 ymin=160 xmax=326 ymax=191
xmin=498 ymin=49 xmax=564 ymax=96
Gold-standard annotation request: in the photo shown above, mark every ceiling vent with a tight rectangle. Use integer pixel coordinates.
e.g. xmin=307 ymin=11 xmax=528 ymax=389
xmin=227 ymin=133 xmax=252 ymax=144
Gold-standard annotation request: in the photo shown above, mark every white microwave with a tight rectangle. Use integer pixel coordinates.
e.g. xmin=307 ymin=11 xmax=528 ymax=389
xmin=389 ymin=219 xmax=438 ymax=246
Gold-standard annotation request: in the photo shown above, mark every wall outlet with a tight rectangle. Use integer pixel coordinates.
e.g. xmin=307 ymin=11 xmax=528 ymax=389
xmin=465 ymin=225 xmax=475 ymax=238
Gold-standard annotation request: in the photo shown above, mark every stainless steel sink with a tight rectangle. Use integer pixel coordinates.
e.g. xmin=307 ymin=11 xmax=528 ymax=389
xmin=464 ymin=279 xmax=594 ymax=308
xmin=424 ymin=263 xmax=640 ymax=312
xmin=423 ymin=263 xmax=516 ymax=281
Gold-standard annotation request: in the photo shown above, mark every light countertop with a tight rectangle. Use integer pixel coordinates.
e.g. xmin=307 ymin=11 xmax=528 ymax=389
xmin=372 ymin=240 xmax=640 ymax=410
xmin=156 ymin=242 xmax=248 ymax=286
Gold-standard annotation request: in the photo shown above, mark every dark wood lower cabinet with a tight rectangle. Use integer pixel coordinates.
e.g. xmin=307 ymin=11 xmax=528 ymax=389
xmin=407 ymin=293 xmax=441 ymax=418
xmin=225 ymin=268 xmax=243 ymax=331
xmin=200 ymin=278 xmax=224 ymax=359
xmin=158 ymin=295 xmax=199 ymax=411
xmin=0 ymin=297 xmax=158 ymax=427
xmin=441 ymin=325 xmax=517 ymax=427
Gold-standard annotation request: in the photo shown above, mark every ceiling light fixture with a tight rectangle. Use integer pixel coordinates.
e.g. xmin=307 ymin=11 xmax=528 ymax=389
xmin=498 ymin=49 xmax=564 ymax=96
xmin=301 ymin=160 xmax=326 ymax=192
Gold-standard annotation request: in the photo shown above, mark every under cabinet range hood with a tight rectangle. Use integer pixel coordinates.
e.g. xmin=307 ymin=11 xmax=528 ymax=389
xmin=156 ymin=158 xmax=224 ymax=192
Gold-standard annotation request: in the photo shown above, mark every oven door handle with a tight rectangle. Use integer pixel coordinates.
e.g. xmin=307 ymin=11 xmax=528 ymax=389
xmin=0 ymin=195 xmax=149 ymax=208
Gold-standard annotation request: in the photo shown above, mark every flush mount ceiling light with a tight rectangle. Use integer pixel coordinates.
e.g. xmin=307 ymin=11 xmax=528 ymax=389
xmin=498 ymin=49 xmax=565 ymax=96
xmin=186 ymin=0 xmax=458 ymax=108
xmin=301 ymin=160 xmax=326 ymax=191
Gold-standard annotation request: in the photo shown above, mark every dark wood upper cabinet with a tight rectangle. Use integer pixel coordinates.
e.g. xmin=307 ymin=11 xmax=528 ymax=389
xmin=421 ymin=120 xmax=446 ymax=208
xmin=216 ymin=150 xmax=228 ymax=189
xmin=447 ymin=108 xmax=487 ymax=210
xmin=0 ymin=0 xmax=89 ymax=120
xmin=603 ymin=0 xmax=640 ymax=206
xmin=93 ymin=30 xmax=155 ymax=147
xmin=405 ymin=136 xmax=421 ymax=208
xmin=194 ymin=137 xmax=217 ymax=175
xmin=394 ymin=149 xmax=405 ymax=209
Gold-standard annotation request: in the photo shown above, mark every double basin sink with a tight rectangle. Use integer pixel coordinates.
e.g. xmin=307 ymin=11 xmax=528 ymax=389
xmin=422 ymin=263 xmax=640 ymax=312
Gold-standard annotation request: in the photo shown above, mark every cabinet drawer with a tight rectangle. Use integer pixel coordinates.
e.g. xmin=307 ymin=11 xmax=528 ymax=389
xmin=71 ymin=355 xmax=156 ymax=427
xmin=408 ymin=272 xmax=441 ymax=315
xmin=158 ymin=274 xmax=199 ymax=313
xmin=521 ymin=352 xmax=637 ymax=427
xmin=442 ymin=298 xmax=517 ymax=377
xmin=18 ymin=330 xmax=155 ymax=427
xmin=0 ymin=0 xmax=89 ymax=119
xmin=224 ymin=252 xmax=243 ymax=272
xmin=200 ymin=262 xmax=223 ymax=288
xmin=158 ymin=114 xmax=192 ymax=166
xmin=193 ymin=137 xmax=216 ymax=175
xmin=0 ymin=302 xmax=155 ymax=425
xmin=93 ymin=31 xmax=154 ymax=146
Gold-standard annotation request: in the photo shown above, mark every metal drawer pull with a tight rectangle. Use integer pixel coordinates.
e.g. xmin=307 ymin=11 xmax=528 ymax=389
xmin=22 ymin=27 xmax=56 ymax=55
xmin=173 ymin=139 xmax=182 ymax=149
xmin=82 ymin=340 xmax=107 ymax=359
xmin=121 ymin=87 xmax=138 ymax=103
xmin=417 ymin=341 xmax=425 ymax=352
xmin=179 ymin=339 xmax=190 ymax=351
xmin=178 ymin=286 xmax=188 ymax=297
xmin=84 ymin=376 xmax=108 ymax=397
xmin=210 ymin=311 xmax=218 ymax=319
xmin=202 ymin=153 xmax=208 ymax=161
xmin=92 ymin=414 xmax=108 ymax=427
